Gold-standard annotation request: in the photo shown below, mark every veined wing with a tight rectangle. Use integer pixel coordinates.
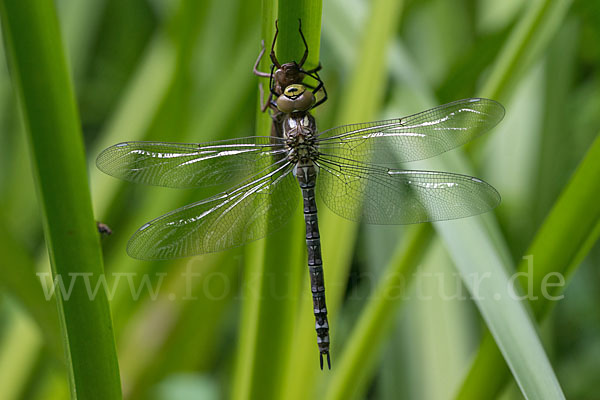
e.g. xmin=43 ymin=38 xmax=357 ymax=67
xmin=316 ymin=154 xmax=500 ymax=224
xmin=316 ymin=98 xmax=504 ymax=164
xmin=96 ymin=137 xmax=287 ymax=188
xmin=127 ymin=159 xmax=298 ymax=259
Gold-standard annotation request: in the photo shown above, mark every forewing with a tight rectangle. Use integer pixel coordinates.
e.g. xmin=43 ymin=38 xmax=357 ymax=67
xmin=316 ymin=98 xmax=504 ymax=164
xmin=316 ymin=155 xmax=500 ymax=224
xmin=127 ymin=161 xmax=298 ymax=259
xmin=96 ymin=137 xmax=287 ymax=188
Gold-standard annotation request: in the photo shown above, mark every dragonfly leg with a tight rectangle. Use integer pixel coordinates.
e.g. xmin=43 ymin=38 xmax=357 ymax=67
xmin=303 ymin=71 xmax=328 ymax=109
xmin=298 ymin=19 xmax=309 ymax=67
xmin=269 ymin=20 xmax=281 ymax=68
xmin=258 ymin=82 xmax=272 ymax=113
xmin=312 ymin=82 xmax=328 ymax=109
xmin=304 ymin=62 xmax=322 ymax=74
xmin=270 ymin=110 xmax=284 ymax=138
xmin=268 ymin=64 xmax=279 ymax=100
xmin=253 ymin=40 xmax=271 ymax=78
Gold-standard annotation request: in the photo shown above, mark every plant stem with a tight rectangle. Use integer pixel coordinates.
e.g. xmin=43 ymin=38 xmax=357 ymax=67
xmin=0 ymin=0 xmax=121 ymax=398
xmin=326 ymin=224 xmax=433 ymax=400
xmin=455 ymin=131 xmax=600 ymax=400
xmin=232 ymin=2 xmax=322 ymax=399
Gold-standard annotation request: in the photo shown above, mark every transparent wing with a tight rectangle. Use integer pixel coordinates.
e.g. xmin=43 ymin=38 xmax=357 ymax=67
xmin=96 ymin=137 xmax=287 ymax=188
xmin=316 ymin=155 xmax=500 ymax=224
xmin=127 ymin=160 xmax=298 ymax=259
xmin=316 ymin=98 xmax=504 ymax=164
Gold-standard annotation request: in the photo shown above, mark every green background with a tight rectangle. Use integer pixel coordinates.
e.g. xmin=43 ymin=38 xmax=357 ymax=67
xmin=0 ymin=0 xmax=599 ymax=399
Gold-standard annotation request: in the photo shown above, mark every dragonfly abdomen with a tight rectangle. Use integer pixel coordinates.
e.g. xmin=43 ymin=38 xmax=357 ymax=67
xmin=296 ymin=163 xmax=331 ymax=369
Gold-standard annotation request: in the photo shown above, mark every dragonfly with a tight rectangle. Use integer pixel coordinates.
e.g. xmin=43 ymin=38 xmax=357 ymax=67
xmin=96 ymin=27 xmax=504 ymax=370
xmin=97 ymin=97 xmax=504 ymax=367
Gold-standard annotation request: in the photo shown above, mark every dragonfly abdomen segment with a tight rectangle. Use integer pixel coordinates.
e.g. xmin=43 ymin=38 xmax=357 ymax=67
xmin=304 ymin=191 xmax=331 ymax=369
xmin=296 ymin=163 xmax=331 ymax=369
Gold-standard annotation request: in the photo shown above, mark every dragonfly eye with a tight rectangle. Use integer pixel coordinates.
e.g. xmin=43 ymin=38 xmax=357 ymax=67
xmin=277 ymin=84 xmax=315 ymax=113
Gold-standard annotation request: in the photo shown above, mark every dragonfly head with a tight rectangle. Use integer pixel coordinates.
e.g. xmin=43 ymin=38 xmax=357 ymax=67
xmin=274 ymin=62 xmax=303 ymax=88
xmin=276 ymin=84 xmax=315 ymax=113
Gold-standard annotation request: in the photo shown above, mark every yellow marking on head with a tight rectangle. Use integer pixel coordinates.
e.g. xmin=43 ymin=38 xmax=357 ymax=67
xmin=284 ymin=84 xmax=306 ymax=98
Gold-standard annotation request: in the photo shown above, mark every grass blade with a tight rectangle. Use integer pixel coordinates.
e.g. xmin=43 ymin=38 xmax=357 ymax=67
xmin=324 ymin=0 xmax=573 ymax=395
xmin=0 ymin=223 xmax=62 ymax=357
xmin=480 ymin=0 xmax=573 ymax=102
xmin=0 ymin=0 xmax=121 ymax=397
xmin=284 ymin=0 xmax=404 ymax=398
xmin=455 ymin=131 xmax=600 ymax=399
xmin=416 ymin=111 xmax=566 ymax=399
xmin=325 ymin=225 xmax=433 ymax=400
xmin=232 ymin=2 xmax=321 ymax=399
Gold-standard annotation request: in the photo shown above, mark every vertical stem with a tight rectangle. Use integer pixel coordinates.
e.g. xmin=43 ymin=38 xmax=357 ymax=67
xmin=277 ymin=1 xmax=322 ymax=70
xmin=455 ymin=131 xmax=600 ymax=400
xmin=0 ymin=0 xmax=121 ymax=398
xmin=285 ymin=0 xmax=403 ymax=398
xmin=233 ymin=1 xmax=322 ymax=399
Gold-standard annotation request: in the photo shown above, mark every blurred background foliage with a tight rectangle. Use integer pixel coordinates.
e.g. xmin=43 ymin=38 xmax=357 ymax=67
xmin=0 ymin=0 xmax=599 ymax=399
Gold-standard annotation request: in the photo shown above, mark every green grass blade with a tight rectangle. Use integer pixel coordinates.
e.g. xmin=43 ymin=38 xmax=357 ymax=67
xmin=450 ymin=0 xmax=577 ymax=398
xmin=325 ymin=225 xmax=433 ymax=400
xmin=0 ymin=223 xmax=62 ymax=357
xmin=419 ymin=120 xmax=565 ymax=399
xmin=57 ymin=0 xmax=105 ymax=81
xmin=0 ymin=301 xmax=43 ymax=400
xmin=433 ymin=197 xmax=565 ymax=400
xmin=276 ymin=0 xmax=322 ymax=69
xmin=480 ymin=0 xmax=573 ymax=102
xmin=123 ymin=256 xmax=240 ymax=400
xmin=359 ymin=0 xmax=573 ymax=396
xmin=524 ymin=133 xmax=600 ymax=317
xmin=231 ymin=2 xmax=277 ymax=396
xmin=90 ymin=33 xmax=177 ymax=218
xmin=232 ymin=2 xmax=321 ymax=399
xmin=455 ymin=131 xmax=600 ymax=400
xmin=0 ymin=0 xmax=121 ymax=398
xmin=329 ymin=0 xmax=572 ymax=393
xmin=284 ymin=0 xmax=404 ymax=398
xmin=100 ymin=3 xmax=262 ymax=395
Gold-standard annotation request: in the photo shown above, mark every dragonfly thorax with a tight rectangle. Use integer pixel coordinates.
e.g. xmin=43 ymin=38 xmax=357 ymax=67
xmin=283 ymin=113 xmax=319 ymax=164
